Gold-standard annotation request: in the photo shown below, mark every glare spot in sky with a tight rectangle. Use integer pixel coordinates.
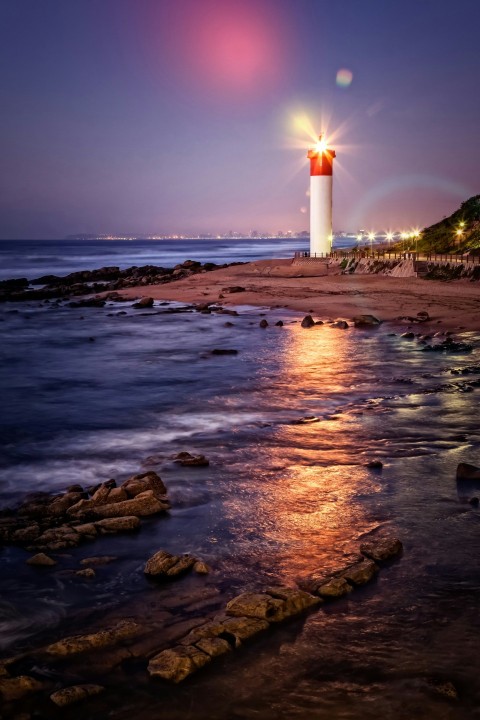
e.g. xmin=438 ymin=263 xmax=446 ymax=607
xmin=300 ymin=206 xmax=307 ymax=213
xmin=336 ymin=68 xmax=353 ymax=88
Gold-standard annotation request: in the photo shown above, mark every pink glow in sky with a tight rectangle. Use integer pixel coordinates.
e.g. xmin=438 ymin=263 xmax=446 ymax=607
xmin=154 ymin=0 xmax=290 ymax=103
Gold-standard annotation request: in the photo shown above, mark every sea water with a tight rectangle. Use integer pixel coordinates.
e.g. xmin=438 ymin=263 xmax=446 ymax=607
xmin=0 ymin=240 xmax=480 ymax=719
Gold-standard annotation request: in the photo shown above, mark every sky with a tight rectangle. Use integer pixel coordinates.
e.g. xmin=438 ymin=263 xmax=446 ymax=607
xmin=0 ymin=0 xmax=479 ymax=239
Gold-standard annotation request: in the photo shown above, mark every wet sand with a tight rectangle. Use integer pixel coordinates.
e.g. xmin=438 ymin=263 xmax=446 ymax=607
xmin=119 ymin=259 xmax=480 ymax=331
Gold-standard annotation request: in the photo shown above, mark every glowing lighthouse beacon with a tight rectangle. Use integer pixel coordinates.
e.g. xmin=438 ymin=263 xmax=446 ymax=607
xmin=307 ymin=133 xmax=336 ymax=256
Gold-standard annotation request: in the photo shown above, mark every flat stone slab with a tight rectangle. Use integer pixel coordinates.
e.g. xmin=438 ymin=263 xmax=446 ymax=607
xmin=46 ymin=619 xmax=140 ymax=656
xmin=50 ymin=684 xmax=104 ymax=707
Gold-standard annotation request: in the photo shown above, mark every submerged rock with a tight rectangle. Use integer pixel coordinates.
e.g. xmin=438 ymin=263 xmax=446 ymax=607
xmin=121 ymin=471 xmax=168 ymax=499
xmin=331 ymin=320 xmax=349 ymax=329
xmin=80 ymin=556 xmax=117 ymax=566
xmin=210 ymin=348 xmax=238 ymax=355
xmin=26 ymin=552 xmax=57 ymax=566
xmin=365 ymin=460 xmax=383 ymax=469
xmin=75 ymin=567 xmax=96 ymax=578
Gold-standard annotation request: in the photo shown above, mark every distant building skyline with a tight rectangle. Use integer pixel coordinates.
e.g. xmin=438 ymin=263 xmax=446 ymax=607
xmin=0 ymin=0 xmax=478 ymax=239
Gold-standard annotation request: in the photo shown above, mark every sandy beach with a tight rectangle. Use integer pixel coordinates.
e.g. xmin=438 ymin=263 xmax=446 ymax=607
xmin=119 ymin=259 xmax=480 ymax=332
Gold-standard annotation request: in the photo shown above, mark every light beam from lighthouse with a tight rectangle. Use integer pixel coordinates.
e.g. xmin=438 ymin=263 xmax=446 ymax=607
xmin=307 ymin=133 xmax=336 ymax=256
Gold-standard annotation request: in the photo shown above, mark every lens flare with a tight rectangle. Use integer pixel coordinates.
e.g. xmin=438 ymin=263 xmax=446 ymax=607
xmin=336 ymin=68 xmax=353 ymax=88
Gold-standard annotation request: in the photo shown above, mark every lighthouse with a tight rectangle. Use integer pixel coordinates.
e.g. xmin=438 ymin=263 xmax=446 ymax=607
xmin=307 ymin=134 xmax=336 ymax=256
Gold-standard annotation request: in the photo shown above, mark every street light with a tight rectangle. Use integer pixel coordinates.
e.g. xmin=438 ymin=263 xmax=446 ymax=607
xmin=368 ymin=231 xmax=375 ymax=254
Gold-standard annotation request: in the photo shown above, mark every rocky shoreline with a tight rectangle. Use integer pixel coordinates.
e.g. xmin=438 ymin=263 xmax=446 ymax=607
xmin=0 ymin=260 xmax=242 ymax=304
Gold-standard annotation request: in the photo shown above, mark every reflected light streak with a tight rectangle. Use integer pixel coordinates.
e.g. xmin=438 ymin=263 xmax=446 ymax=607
xmin=244 ymin=322 xmax=378 ymax=579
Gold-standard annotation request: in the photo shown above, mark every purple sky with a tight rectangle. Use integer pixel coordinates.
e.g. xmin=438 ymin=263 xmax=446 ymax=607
xmin=0 ymin=0 xmax=479 ymax=238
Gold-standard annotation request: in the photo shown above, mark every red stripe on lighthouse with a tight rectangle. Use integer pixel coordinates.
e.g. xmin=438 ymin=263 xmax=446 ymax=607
xmin=307 ymin=149 xmax=336 ymax=176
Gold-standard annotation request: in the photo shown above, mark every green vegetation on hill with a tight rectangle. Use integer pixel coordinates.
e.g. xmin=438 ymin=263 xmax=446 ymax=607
xmin=418 ymin=195 xmax=480 ymax=254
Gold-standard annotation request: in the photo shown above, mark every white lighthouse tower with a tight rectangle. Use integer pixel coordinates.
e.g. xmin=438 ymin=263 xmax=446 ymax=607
xmin=307 ymin=134 xmax=336 ymax=256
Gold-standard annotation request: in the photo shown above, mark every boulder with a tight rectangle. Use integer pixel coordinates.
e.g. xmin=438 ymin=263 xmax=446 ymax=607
xmin=225 ymin=588 xmax=319 ymax=624
xmin=456 ymin=463 xmax=480 ymax=481
xmin=265 ymin=586 xmax=321 ymax=616
xmin=48 ymin=491 xmax=85 ymax=515
xmin=34 ymin=526 xmax=81 ymax=549
xmin=46 ymin=619 xmax=139 ymax=656
xmin=182 ymin=616 xmax=269 ymax=649
xmin=417 ymin=311 xmax=430 ymax=321
xmin=87 ymin=490 xmax=169 ymax=519
xmin=13 ymin=524 xmax=40 ymax=543
xmin=341 ymin=559 xmax=378 ymax=586
xmin=352 ymin=314 xmax=381 ymax=327
xmin=26 ymin=552 xmax=57 ymax=566
xmin=225 ymin=592 xmax=284 ymax=622
xmin=275 ymin=320 xmax=284 ymax=327
xmin=360 ymin=537 xmax=403 ymax=562
xmin=132 ymin=297 xmax=154 ymax=309
xmin=259 ymin=319 xmax=269 ymax=328
xmin=144 ymin=550 xmax=196 ymax=578
xmin=91 ymin=481 xmax=115 ymax=504
xmin=80 ymin=556 xmax=117 ymax=566
xmin=148 ymin=645 xmax=211 ymax=683
xmin=316 ymin=577 xmax=353 ymax=599
xmin=50 ymin=684 xmax=104 ymax=707
xmin=121 ymin=471 xmax=167 ymax=499
xmin=400 ymin=332 xmax=415 ymax=339
xmin=365 ymin=460 xmax=383 ymax=469
xmin=193 ymin=560 xmax=210 ymax=574
xmin=301 ymin=315 xmax=315 ymax=328
xmin=104 ymin=487 xmax=128 ymax=503
xmin=73 ymin=522 xmax=98 ymax=537
xmin=173 ymin=452 xmax=209 ymax=467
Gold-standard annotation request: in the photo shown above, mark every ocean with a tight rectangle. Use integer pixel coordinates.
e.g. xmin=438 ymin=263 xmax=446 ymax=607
xmin=1 ymin=238 xmax=480 ymax=719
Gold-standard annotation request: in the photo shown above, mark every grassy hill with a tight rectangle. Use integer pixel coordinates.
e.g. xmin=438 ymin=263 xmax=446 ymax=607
xmin=417 ymin=195 xmax=480 ymax=253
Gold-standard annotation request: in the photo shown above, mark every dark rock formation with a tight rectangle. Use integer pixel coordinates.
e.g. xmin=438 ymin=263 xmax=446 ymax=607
xmin=301 ymin=315 xmax=315 ymax=328
xmin=173 ymin=452 xmax=209 ymax=467
xmin=456 ymin=463 xmax=480 ymax=481
xmin=352 ymin=314 xmax=381 ymax=327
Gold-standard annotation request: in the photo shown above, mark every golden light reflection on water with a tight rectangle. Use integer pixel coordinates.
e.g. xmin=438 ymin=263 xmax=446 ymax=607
xmin=227 ymin=324 xmax=384 ymax=582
